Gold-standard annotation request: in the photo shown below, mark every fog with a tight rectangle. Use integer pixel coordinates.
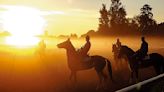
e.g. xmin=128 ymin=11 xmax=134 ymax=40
xmin=0 ymin=37 xmax=163 ymax=92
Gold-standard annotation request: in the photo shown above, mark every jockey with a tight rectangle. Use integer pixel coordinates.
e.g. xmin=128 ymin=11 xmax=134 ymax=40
xmin=135 ymin=37 xmax=148 ymax=60
xmin=81 ymin=35 xmax=91 ymax=57
xmin=116 ymin=38 xmax=121 ymax=50
xmin=79 ymin=35 xmax=91 ymax=62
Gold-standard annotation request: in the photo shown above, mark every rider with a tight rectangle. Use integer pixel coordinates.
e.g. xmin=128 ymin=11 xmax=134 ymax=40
xmin=135 ymin=37 xmax=148 ymax=60
xmin=81 ymin=35 xmax=91 ymax=57
xmin=80 ymin=35 xmax=91 ymax=61
xmin=116 ymin=38 xmax=121 ymax=50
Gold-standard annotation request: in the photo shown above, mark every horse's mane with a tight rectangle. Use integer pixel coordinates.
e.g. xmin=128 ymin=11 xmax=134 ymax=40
xmin=68 ymin=40 xmax=76 ymax=52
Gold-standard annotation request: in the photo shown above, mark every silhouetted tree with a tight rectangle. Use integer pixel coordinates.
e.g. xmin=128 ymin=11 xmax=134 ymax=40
xmin=137 ymin=4 xmax=157 ymax=35
xmin=98 ymin=4 xmax=110 ymax=34
xmin=157 ymin=22 xmax=164 ymax=36
xmin=81 ymin=1 xmax=162 ymax=37
xmin=126 ymin=16 xmax=140 ymax=35
xmin=108 ymin=0 xmax=127 ymax=29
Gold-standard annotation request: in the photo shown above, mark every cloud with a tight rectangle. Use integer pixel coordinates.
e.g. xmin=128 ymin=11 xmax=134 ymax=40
xmin=0 ymin=5 xmax=65 ymax=16
xmin=41 ymin=11 xmax=65 ymax=15
xmin=62 ymin=8 xmax=99 ymax=19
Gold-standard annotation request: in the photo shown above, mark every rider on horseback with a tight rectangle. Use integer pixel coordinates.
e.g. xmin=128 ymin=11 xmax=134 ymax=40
xmin=116 ymin=38 xmax=121 ymax=50
xmin=134 ymin=37 xmax=148 ymax=60
xmin=78 ymin=35 xmax=91 ymax=62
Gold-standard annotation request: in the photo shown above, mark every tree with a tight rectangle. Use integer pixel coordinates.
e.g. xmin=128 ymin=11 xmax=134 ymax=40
xmin=99 ymin=4 xmax=109 ymax=25
xmin=98 ymin=4 xmax=110 ymax=34
xmin=108 ymin=0 xmax=127 ymax=28
xmin=126 ymin=17 xmax=140 ymax=35
xmin=137 ymin=4 xmax=157 ymax=35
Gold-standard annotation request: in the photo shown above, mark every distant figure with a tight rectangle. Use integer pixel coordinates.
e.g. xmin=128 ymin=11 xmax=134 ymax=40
xmin=135 ymin=37 xmax=148 ymax=60
xmin=38 ymin=39 xmax=46 ymax=58
xmin=79 ymin=35 xmax=91 ymax=61
xmin=116 ymin=38 xmax=121 ymax=50
xmin=112 ymin=43 xmax=124 ymax=70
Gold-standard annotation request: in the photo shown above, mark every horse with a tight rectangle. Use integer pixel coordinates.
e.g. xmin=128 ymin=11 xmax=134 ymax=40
xmin=112 ymin=44 xmax=124 ymax=70
xmin=118 ymin=45 xmax=164 ymax=83
xmin=57 ymin=38 xmax=113 ymax=89
xmin=112 ymin=44 xmax=119 ymax=62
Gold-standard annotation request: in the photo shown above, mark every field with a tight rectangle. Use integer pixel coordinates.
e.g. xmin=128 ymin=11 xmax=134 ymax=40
xmin=0 ymin=37 xmax=163 ymax=92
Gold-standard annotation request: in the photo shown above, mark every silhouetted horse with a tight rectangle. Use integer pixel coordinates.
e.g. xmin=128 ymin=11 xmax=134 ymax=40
xmin=57 ymin=39 xmax=113 ymax=89
xmin=112 ymin=44 xmax=119 ymax=61
xmin=112 ymin=44 xmax=124 ymax=70
xmin=118 ymin=45 xmax=164 ymax=82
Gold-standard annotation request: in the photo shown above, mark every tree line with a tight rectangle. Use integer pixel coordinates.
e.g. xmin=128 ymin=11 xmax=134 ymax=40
xmin=81 ymin=0 xmax=164 ymax=37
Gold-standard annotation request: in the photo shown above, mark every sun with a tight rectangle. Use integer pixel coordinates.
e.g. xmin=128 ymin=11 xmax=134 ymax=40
xmin=1 ymin=6 xmax=47 ymax=47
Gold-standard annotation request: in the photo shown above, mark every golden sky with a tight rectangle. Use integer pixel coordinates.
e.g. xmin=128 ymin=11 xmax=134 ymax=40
xmin=0 ymin=0 xmax=163 ymax=36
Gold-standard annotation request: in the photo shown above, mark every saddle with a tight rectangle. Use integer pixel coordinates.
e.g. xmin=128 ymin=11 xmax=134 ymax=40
xmin=142 ymin=55 xmax=150 ymax=60
xmin=137 ymin=55 xmax=150 ymax=65
xmin=76 ymin=49 xmax=91 ymax=62
xmin=83 ymin=55 xmax=91 ymax=62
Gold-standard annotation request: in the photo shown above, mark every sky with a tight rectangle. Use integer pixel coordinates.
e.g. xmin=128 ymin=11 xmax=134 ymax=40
xmin=0 ymin=0 xmax=163 ymax=36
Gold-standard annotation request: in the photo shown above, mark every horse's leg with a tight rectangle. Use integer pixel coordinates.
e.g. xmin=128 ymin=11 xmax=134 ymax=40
xmin=154 ymin=65 xmax=161 ymax=75
xmin=115 ymin=56 xmax=119 ymax=70
xmin=129 ymin=71 xmax=133 ymax=83
xmin=69 ymin=71 xmax=73 ymax=81
xmin=128 ymin=65 xmax=133 ymax=83
xmin=101 ymin=72 xmax=107 ymax=80
xmin=95 ymin=71 xmax=103 ymax=90
xmin=73 ymin=71 xmax=77 ymax=83
xmin=70 ymin=71 xmax=77 ymax=82
xmin=70 ymin=71 xmax=77 ymax=88
xmin=135 ymin=69 xmax=139 ymax=83
xmin=100 ymin=71 xmax=108 ymax=89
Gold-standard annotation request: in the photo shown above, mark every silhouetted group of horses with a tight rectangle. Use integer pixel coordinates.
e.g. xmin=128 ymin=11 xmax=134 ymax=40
xmin=57 ymin=38 xmax=164 ymax=90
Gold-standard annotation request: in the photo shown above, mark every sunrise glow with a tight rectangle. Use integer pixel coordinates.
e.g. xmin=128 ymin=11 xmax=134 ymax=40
xmin=0 ymin=6 xmax=46 ymax=47
xmin=1 ymin=6 xmax=46 ymax=36
xmin=5 ymin=36 xmax=40 ymax=47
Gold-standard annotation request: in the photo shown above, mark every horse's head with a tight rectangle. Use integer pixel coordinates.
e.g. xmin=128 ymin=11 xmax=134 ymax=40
xmin=118 ymin=45 xmax=134 ymax=59
xmin=57 ymin=38 xmax=72 ymax=49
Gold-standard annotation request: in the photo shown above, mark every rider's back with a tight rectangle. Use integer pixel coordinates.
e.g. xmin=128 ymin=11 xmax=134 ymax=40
xmin=81 ymin=41 xmax=91 ymax=57
xmin=140 ymin=41 xmax=148 ymax=55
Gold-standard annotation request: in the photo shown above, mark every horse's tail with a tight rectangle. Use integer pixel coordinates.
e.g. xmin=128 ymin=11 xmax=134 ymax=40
xmin=105 ymin=59 xmax=113 ymax=82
